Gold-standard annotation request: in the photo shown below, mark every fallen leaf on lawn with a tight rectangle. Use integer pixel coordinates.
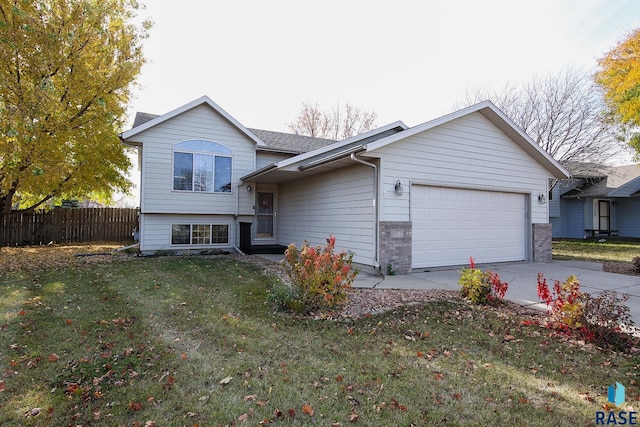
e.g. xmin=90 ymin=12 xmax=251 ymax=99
xmin=335 ymin=375 xmax=343 ymax=383
xmin=128 ymin=401 xmax=143 ymax=411
xmin=503 ymin=334 xmax=515 ymax=342
xmin=435 ymin=372 xmax=444 ymax=380
xmin=238 ymin=412 xmax=250 ymax=422
xmin=579 ymin=392 xmax=595 ymax=403
xmin=48 ymin=353 xmax=59 ymax=362
xmin=0 ymin=381 xmax=5 ymax=392
xmin=416 ymin=351 xmax=424 ymax=358
xmin=181 ymin=352 xmax=187 ymax=360
xmin=518 ymin=397 xmax=529 ymax=404
xmin=302 ymin=403 xmax=314 ymax=416
xmin=288 ymin=408 xmax=295 ymax=418
xmin=219 ymin=376 xmax=233 ymax=385
xmin=452 ymin=393 xmax=462 ymax=400
xmin=243 ymin=394 xmax=257 ymax=402
xmin=65 ymin=319 xmax=72 ymax=325
xmin=18 ymin=310 xmax=26 ymax=316
xmin=349 ymin=412 xmax=359 ymax=422
xmin=391 ymin=398 xmax=407 ymax=411
xmin=144 ymin=422 xmax=157 ymax=427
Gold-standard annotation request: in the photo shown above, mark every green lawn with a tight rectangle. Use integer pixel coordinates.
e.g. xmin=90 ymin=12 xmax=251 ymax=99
xmin=553 ymin=239 xmax=640 ymax=263
xmin=1 ymin=256 xmax=638 ymax=425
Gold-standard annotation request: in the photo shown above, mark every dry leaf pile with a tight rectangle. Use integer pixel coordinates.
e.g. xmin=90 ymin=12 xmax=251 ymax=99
xmin=0 ymin=241 xmax=131 ymax=272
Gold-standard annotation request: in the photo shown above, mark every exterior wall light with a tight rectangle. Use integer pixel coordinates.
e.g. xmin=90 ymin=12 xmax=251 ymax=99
xmin=246 ymin=185 xmax=252 ymax=193
xmin=538 ymin=193 xmax=546 ymax=204
xmin=394 ymin=180 xmax=403 ymax=196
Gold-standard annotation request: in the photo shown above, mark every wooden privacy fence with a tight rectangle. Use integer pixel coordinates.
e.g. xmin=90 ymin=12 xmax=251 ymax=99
xmin=0 ymin=208 xmax=139 ymax=247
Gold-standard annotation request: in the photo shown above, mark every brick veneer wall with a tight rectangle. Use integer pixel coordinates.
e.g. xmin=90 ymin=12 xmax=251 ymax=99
xmin=532 ymin=223 xmax=552 ymax=262
xmin=379 ymin=221 xmax=412 ymax=275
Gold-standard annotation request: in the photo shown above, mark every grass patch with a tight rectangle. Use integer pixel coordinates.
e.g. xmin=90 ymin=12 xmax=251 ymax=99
xmin=553 ymin=239 xmax=640 ymax=263
xmin=1 ymin=256 xmax=638 ymax=425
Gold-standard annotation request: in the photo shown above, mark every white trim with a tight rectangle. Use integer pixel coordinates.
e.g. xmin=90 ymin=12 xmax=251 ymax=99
xmin=120 ymin=95 xmax=267 ymax=147
xmin=169 ymin=222 xmax=231 ymax=246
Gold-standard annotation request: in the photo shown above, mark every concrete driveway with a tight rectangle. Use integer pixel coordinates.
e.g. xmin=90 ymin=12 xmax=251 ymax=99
xmin=353 ymin=260 xmax=640 ymax=325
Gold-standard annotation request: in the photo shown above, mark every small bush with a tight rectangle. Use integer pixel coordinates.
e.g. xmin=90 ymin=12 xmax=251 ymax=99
xmin=536 ymin=273 xmax=584 ymax=330
xmin=633 ymin=256 xmax=640 ymax=273
xmin=280 ymin=235 xmax=358 ymax=313
xmin=537 ymin=274 xmax=636 ymax=350
xmin=584 ymin=291 xmax=636 ymax=349
xmin=458 ymin=257 xmax=508 ymax=304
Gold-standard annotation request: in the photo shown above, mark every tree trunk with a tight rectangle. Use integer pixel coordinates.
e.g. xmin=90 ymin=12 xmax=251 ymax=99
xmin=0 ymin=190 xmax=16 ymax=216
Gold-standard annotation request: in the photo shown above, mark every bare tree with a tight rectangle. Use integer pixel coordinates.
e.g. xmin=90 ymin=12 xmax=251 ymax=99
xmin=459 ymin=67 xmax=631 ymax=172
xmin=288 ymin=102 xmax=377 ymax=140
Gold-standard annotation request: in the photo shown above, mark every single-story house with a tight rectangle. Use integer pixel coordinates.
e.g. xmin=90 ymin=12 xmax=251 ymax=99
xmin=550 ymin=163 xmax=640 ymax=239
xmin=120 ymin=96 xmax=569 ymax=274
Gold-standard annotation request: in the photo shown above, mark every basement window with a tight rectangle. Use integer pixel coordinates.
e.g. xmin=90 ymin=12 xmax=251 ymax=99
xmin=171 ymin=224 xmax=229 ymax=245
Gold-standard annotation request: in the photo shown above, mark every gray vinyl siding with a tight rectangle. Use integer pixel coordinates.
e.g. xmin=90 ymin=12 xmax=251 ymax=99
xmin=135 ymin=104 xmax=256 ymax=215
xmin=140 ymin=214 xmax=234 ymax=252
xmin=256 ymin=152 xmax=292 ymax=169
xmin=276 ymin=164 xmax=375 ymax=265
xmin=371 ymin=112 xmax=551 ymax=224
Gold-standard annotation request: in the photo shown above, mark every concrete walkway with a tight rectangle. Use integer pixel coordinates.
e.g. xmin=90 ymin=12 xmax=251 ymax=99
xmin=352 ymin=261 xmax=640 ymax=325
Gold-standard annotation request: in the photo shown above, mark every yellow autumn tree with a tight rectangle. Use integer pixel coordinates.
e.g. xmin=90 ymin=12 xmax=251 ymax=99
xmin=0 ymin=0 xmax=150 ymax=214
xmin=596 ymin=28 xmax=640 ymax=152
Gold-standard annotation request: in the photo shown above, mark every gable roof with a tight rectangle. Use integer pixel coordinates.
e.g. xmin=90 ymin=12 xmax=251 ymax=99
xmin=561 ymin=164 xmax=640 ymax=198
xmin=242 ymin=101 xmax=569 ymax=183
xmin=121 ymin=98 xmax=336 ymax=155
xmin=241 ymin=121 xmax=409 ymax=183
xmin=363 ymin=100 xmax=569 ymax=179
xmin=120 ymin=95 xmax=266 ymax=147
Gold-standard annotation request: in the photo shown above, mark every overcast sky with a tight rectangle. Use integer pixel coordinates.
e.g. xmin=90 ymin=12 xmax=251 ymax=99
xmin=127 ymin=0 xmax=640 ymax=132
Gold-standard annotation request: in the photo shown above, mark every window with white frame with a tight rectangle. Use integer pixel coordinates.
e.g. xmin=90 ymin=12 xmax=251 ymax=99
xmin=173 ymin=140 xmax=232 ymax=193
xmin=171 ymin=224 xmax=229 ymax=245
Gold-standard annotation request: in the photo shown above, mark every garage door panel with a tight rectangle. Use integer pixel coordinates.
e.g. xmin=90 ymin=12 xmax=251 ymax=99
xmin=411 ymin=186 xmax=526 ymax=268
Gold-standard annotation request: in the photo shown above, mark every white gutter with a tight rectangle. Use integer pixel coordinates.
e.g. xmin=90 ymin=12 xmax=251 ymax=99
xmin=350 ymin=153 xmax=380 ymax=268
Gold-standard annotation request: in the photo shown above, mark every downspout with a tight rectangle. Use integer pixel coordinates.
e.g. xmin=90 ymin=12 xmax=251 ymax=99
xmin=350 ymin=153 xmax=380 ymax=268
xmin=233 ymin=183 xmax=246 ymax=255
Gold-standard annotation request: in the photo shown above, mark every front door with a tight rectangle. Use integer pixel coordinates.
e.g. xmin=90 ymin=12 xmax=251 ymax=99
xmin=256 ymin=192 xmax=275 ymax=238
xmin=598 ymin=200 xmax=611 ymax=231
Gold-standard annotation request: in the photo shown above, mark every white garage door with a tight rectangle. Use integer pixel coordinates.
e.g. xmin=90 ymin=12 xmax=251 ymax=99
xmin=411 ymin=186 xmax=526 ymax=268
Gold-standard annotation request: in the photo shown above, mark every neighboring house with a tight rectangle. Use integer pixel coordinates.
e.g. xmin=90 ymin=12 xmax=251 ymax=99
xmin=120 ymin=96 xmax=568 ymax=274
xmin=550 ymin=163 xmax=640 ymax=239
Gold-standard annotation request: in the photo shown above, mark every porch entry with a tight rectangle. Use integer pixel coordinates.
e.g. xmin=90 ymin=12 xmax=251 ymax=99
xmin=595 ymin=199 xmax=611 ymax=231
xmin=256 ymin=191 xmax=275 ymax=239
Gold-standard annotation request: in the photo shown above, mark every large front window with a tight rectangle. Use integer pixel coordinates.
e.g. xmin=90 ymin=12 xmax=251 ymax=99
xmin=171 ymin=224 xmax=229 ymax=245
xmin=173 ymin=140 xmax=232 ymax=193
